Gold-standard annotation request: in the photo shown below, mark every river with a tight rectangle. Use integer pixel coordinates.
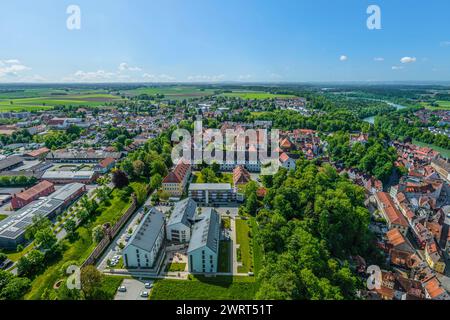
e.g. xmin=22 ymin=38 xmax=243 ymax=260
xmin=362 ymin=101 xmax=407 ymax=124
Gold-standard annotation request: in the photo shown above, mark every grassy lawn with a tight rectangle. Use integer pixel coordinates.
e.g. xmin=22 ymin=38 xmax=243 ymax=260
xmin=165 ymin=263 xmax=187 ymax=272
xmin=0 ymin=214 xmax=7 ymax=221
xmin=5 ymin=242 xmax=35 ymax=262
xmin=24 ymin=186 xmax=138 ymax=300
xmin=235 ymin=219 xmax=252 ymax=273
xmin=192 ymin=172 xmax=233 ymax=184
xmin=150 ymin=276 xmax=259 ymax=300
xmin=99 ymin=276 xmax=126 ymax=299
xmin=249 ymin=218 xmax=263 ymax=275
xmin=218 ymin=241 xmax=231 ymax=273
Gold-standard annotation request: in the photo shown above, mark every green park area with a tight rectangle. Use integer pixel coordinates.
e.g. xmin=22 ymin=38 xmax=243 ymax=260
xmin=150 ymin=276 xmax=259 ymax=300
xmin=192 ymin=171 xmax=233 ymax=184
xmin=24 ymin=183 xmax=145 ymax=300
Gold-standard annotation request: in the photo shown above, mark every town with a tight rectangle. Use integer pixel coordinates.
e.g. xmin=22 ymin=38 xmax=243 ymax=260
xmin=0 ymin=83 xmax=449 ymax=302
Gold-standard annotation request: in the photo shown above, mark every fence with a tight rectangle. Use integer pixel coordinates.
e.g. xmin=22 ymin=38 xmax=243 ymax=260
xmin=82 ymin=195 xmax=138 ymax=267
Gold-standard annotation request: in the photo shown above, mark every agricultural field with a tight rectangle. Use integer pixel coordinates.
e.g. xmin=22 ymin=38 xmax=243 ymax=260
xmin=0 ymin=92 xmax=124 ymax=112
xmin=420 ymin=100 xmax=450 ymax=110
xmin=124 ymin=86 xmax=217 ymax=100
xmin=221 ymin=91 xmax=297 ymax=100
xmin=150 ymin=276 xmax=259 ymax=300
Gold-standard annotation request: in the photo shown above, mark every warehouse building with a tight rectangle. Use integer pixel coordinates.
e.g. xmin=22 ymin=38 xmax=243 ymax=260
xmin=11 ymin=180 xmax=55 ymax=210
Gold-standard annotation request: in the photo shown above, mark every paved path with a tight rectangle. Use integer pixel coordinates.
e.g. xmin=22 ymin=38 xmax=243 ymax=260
xmin=230 ymin=217 xmax=238 ymax=275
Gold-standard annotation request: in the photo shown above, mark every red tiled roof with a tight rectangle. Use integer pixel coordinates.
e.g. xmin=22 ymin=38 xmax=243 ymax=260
xmin=233 ymin=165 xmax=251 ymax=186
xmin=279 ymin=153 xmax=290 ymax=163
xmin=386 ymin=228 xmax=406 ymax=247
xmin=163 ymin=161 xmax=191 ymax=184
xmin=424 ymin=278 xmax=444 ymax=298
xmin=14 ymin=180 xmax=54 ymax=202
xmin=99 ymin=157 xmax=115 ymax=168
xmin=376 ymin=192 xmax=409 ymax=227
xmin=26 ymin=147 xmax=50 ymax=158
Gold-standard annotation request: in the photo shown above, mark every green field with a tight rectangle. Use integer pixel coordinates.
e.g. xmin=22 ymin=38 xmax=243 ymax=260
xmin=124 ymin=86 xmax=217 ymax=100
xmin=165 ymin=263 xmax=187 ymax=272
xmin=150 ymin=276 xmax=259 ymax=300
xmin=24 ymin=184 xmax=143 ymax=300
xmin=0 ymin=92 xmax=124 ymax=112
xmin=420 ymin=100 xmax=450 ymax=110
xmin=236 ymin=219 xmax=252 ymax=273
xmin=0 ymin=214 xmax=7 ymax=222
xmin=221 ymin=91 xmax=296 ymax=100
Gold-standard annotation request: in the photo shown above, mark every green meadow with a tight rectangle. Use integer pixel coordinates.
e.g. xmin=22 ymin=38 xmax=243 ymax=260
xmin=221 ymin=91 xmax=296 ymax=100
xmin=0 ymin=92 xmax=124 ymax=112
xmin=124 ymin=86 xmax=217 ymax=100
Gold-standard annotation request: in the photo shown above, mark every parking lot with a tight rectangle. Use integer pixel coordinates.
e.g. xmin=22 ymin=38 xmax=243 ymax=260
xmin=114 ymin=279 xmax=154 ymax=300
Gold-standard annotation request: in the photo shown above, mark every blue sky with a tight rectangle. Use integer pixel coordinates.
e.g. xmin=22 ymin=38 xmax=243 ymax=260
xmin=0 ymin=0 xmax=449 ymax=83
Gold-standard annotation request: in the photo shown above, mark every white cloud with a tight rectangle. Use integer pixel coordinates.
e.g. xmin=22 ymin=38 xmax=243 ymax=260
xmin=142 ymin=73 xmax=176 ymax=82
xmin=118 ymin=62 xmax=141 ymax=72
xmin=0 ymin=59 xmax=31 ymax=78
xmin=400 ymin=56 xmax=416 ymax=64
xmin=187 ymin=74 xmax=226 ymax=82
xmin=339 ymin=55 xmax=348 ymax=61
xmin=237 ymin=74 xmax=252 ymax=81
xmin=392 ymin=66 xmax=404 ymax=70
xmin=374 ymin=57 xmax=384 ymax=62
xmin=440 ymin=41 xmax=450 ymax=47
xmin=63 ymin=70 xmax=116 ymax=82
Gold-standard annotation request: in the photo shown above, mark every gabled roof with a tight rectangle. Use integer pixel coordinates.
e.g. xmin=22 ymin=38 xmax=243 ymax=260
xmin=163 ymin=161 xmax=191 ymax=184
xmin=14 ymin=180 xmax=54 ymax=201
xmin=188 ymin=208 xmax=220 ymax=253
xmin=126 ymin=207 xmax=165 ymax=252
xmin=98 ymin=157 xmax=115 ymax=168
xmin=167 ymin=198 xmax=197 ymax=228
xmin=233 ymin=165 xmax=251 ymax=186
xmin=376 ymin=192 xmax=409 ymax=227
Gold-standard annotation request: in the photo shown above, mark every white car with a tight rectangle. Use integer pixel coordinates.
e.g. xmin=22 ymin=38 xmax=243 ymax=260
xmin=140 ymin=291 xmax=149 ymax=298
xmin=144 ymin=282 xmax=153 ymax=289
xmin=118 ymin=286 xmax=127 ymax=292
xmin=113 ymin=255 xmax=121 ymax=260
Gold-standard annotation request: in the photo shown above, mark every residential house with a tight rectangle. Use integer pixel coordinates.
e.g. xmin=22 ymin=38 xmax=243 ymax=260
xmin=166 ymin=198 xmax=199 ymax=243
xmin=162 ymin=161 xmax=192 ymax=198
xmin=187 ymin=208 xmax=221 ymax=274
xmin=375 ymin=192 xmax=409 ymax=235
xmin=123 ymin=207 xmax=165 ymax=269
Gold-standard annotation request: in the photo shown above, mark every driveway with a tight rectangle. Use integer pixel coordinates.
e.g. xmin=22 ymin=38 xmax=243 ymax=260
xmin=114 ymin=279 xmax=153 ymax=300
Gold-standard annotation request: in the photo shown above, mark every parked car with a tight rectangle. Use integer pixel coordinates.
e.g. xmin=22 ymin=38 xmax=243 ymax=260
xmin=118 ymin=286 xmax=127 ymax=292
xmin=144 ymin=282 xmax=153 ymax=289
xmin=140 ymin=291 xmax=149 ymax=298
